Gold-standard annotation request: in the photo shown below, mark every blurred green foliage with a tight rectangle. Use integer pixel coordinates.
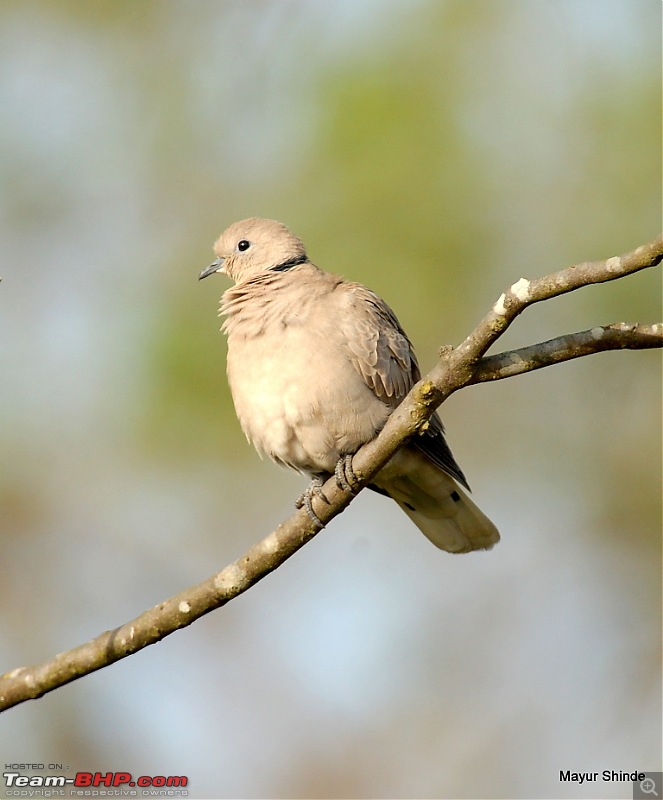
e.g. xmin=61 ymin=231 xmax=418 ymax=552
xmin=141 ymin=0 xmax=660 ymax=468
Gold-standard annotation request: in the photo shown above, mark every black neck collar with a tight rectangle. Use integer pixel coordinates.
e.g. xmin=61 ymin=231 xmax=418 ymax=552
xmin=271 ymin=254 xmax=308 ymax=272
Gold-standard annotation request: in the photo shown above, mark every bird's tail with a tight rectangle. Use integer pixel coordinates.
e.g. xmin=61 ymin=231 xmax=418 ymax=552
xmin=375 ymin=449 xmax=499 ymax=553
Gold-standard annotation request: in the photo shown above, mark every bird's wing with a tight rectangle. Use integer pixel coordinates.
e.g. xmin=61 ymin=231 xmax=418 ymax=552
xmin=337 ymin=281 xmax=469 ymax=488
xmin=338 ymin=282 xmax=419 ymax=407
xmin=416 ymin=412 xmax=469 ymax=489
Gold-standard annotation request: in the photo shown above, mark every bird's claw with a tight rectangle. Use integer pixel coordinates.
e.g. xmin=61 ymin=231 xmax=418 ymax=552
xmin=295 ymin=476 xmax=329 ymax=530
xmin=335 ymin=454 xmax=359 ymax=494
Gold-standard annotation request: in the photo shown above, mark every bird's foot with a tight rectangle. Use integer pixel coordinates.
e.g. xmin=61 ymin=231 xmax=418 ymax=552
xmin=335 ymin=453 xmax=360 ymax=495
xmin=295 ymin=476 xmax=330 ymax=530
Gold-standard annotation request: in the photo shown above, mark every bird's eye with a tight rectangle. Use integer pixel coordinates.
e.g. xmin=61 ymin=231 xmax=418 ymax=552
xmin=237 ymin=240 xmax=251 ymax=252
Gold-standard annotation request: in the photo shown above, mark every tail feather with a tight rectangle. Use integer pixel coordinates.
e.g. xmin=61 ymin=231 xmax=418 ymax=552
xmin=375 ymin=448 xmax=499 ymax=553
xmin=395 ymin=483 xmax=499 ymax=553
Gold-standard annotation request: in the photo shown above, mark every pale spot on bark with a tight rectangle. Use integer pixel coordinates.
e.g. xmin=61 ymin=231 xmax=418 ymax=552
xmin=606 ymin=256 xmax=621 ymax=271
xmin=178 ymin=601 xmax=191 ymax=614
xmin=214 ymin=564 xmax=244 ymax=594
xmin=493 ymin=293 xmax=507 ymax=315
xmin=511 ymin=277 xmax=531 ymax=301
xmin=261 ymin=532 xmax=279 ymax=554
xmin=590 ymin=327 xmax=604 ymax=340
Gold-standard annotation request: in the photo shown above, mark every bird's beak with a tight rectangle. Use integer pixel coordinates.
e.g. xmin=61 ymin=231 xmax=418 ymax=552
xmin=199 ymin=257 xmax=225 ymax=280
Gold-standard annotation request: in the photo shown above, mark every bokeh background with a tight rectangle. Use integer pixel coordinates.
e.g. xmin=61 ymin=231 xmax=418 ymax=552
xmin=0 ymin=2 xmax=660 ymax=798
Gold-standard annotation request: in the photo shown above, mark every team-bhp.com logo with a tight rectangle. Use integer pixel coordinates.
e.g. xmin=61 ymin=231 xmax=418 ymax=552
xmin=3 ymin=768 xmax=188 ymax=796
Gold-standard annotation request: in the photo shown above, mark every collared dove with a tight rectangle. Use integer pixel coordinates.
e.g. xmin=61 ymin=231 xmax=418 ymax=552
xmin=200 ymin=218 xmax=499 ymax=553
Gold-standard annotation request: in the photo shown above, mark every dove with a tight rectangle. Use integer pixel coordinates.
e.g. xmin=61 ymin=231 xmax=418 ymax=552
xmin=199 ymin=218 xmax=499 ymax=553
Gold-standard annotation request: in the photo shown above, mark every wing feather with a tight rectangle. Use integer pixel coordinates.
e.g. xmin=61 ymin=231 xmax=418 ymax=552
xmin=339 ymin=284 xmax=419 ymax=406
xmin=337 ymin=281 xmax=469 ymax=488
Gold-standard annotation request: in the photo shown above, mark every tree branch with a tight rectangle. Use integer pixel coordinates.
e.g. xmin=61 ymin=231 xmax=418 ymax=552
xmin=1 ymin=234 xmax=661 ymax=713
xmin=472 ymin=322 xmax=663 ymax=383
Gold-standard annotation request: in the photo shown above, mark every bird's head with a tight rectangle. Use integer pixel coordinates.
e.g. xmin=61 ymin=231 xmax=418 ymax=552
xmin=199 ymin=217 xmax=308 ymax=283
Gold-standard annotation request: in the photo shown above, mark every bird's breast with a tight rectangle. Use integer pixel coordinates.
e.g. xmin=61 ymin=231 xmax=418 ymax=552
xmin=225 ymin=315 xmax=389 ymax=475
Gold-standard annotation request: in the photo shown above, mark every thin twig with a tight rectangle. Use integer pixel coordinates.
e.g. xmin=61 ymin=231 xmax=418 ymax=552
xmin=472 ymin=323 xmax=663 ymax=382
